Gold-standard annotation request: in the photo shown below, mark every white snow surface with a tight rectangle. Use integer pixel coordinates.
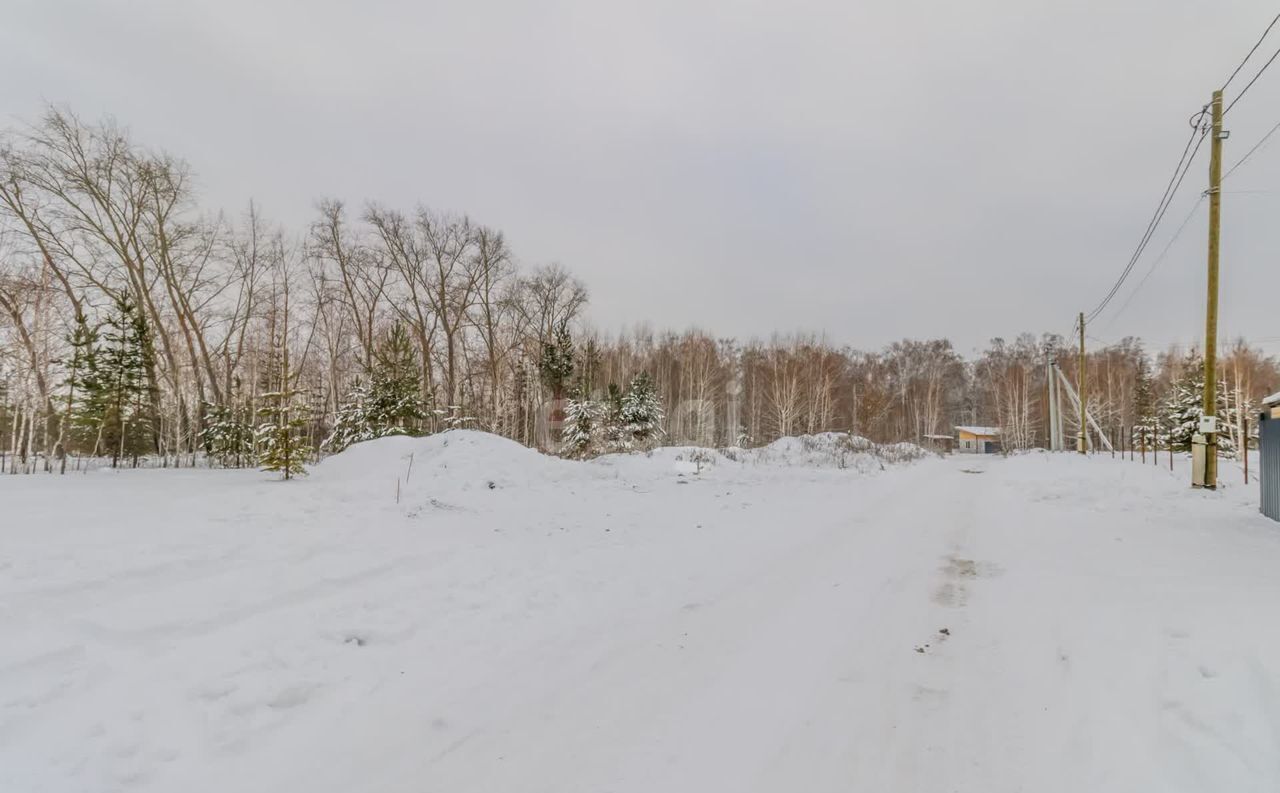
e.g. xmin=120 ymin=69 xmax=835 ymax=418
xmin=3 ymin=431 xmax=1279 ymax=792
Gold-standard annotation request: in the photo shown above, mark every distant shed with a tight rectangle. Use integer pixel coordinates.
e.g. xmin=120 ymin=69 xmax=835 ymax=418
xmin=1260 ymin=392 xmax=1280 ymax=522
xmin=923 ymin=434 xmax=955 ymax=453
xmin=955 ymin=426 xmax=1001 ymax=454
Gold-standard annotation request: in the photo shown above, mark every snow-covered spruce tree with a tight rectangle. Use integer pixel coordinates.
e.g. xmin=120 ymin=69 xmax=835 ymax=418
xmin=538 ymin=319 xmax=575 ymax=401
xmin=538 ymin=319 xmax=576 ymax=446
xmin=1131 ymin=352 xmax=1158 ymax=446
xmin=257 ymin=333 xmax=311 ymax=480
xmin=324 ymin=382 xmax=375 ymax=453
xmin=577 ymin=337 xmax=601 ymax=395
xmin=257 ymin=389 xmax=310 ymax=479
xmin=1162 ymin=350 xmax=1234 ymax=456
xmin=63 ymin=312 xmax=102 ymax=454
xmin=73 ymin=294 xmax=154 ymax=466
xmin=561 ymin=388 xmax=605 ymax=458
xmin=601 ymin=382 xmax=627 ymax=451
xmin=202 ymin=402 xmax=255 ymax=468
xmin=323 ymin=323 xmax=429 ymax=454
xmin=621 ymin=371 xmax=664 ymax=448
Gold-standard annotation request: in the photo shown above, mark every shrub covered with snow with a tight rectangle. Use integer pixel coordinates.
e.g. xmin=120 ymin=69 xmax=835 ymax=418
xmin=591 ymin=432 xmax=928 ymax=479
xmin=751 ymin=432 xmax=928 ymax=470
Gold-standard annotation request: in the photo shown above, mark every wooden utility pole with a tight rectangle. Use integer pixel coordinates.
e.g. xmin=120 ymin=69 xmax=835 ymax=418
xmin=1078 ymin=312 xmax=1087 ymax=454
xmin=1201 ymin=89 xmax=1224 ymax=489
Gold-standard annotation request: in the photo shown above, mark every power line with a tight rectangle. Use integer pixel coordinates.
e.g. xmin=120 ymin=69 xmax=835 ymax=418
xmin=1223 ymin=117 xmax=1280 ymax=179
xmin=1075 ymin=15 xmax=1280 ymax=343
xmin=1083 ymin=122 xmax=1203 ymax=323
xmin=1224 ymin=42 xmax=1280 ymax=116
xmin=1101 ymin=195 xmax=1205 ymax=332
xmin=1084 ymin=118 xmax=1208 ymax=324
xmin=1222 ymin=12 xmax=1280 ymax=90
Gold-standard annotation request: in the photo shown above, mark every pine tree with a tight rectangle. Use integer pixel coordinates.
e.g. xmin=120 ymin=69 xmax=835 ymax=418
xmin=323 ymin=323 xmax=429 ymax=454
xmin=601 ymin=382 xmax=627 ymax=451
xmin=257 ymin=335 xmax=310 ymax=479
xmin=72 ymin=294 xmax=153 ymax=466
xmin=537 ymin=319 xmax=576 ymax=446
xmin=202 ymin=401 xmax=255 ymax=467
xmin=561 ymin=388 xmax=605 ymax=458
xmin=538 ymin=319 xmax=575 ymax=400
xmin=1162 ymin=350 xmax=1234 ymax=455
xmin=63 ymin=312 xmax=102 ymax=453
xmin=621 ymin=371 xmax=664 ymax=447
xmin=1131 ymin=352 xmax=1158 ymax=446
xmin=577 ymin=337 xmax=601 ymax=395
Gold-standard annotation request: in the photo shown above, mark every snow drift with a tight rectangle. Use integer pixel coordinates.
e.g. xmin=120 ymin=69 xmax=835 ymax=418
xmin=310 ymin=430 xmax=929 ymax=497
xmin=593 ymin=432 xmax=930 ymax=479
xmin=312 ymin=430 xmax=576 ymax=492
xmin=747 ymin=432 xmax=929 ymax=470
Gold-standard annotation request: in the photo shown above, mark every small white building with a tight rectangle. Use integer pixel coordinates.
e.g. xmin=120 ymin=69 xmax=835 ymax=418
xmin=955 ymin=426 xmax=1001 ymax=454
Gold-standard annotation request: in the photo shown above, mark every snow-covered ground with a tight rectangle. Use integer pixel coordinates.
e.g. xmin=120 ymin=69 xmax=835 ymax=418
xmin=3 ymin=432 xmax=1279 ymax=792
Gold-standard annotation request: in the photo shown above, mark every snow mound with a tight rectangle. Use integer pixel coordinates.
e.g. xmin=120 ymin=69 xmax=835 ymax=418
xmin=592 ymin=433 xmax=929 ymax=479
xmin=592 ymin=446 xmax=727 ymax=478
xmin=313 ymin=430 xmax=575 ymax=494
xmin=312 ymin=431 xmax=928 ymax=501
xmin=748 ymin=432 xmax=929 ymax=471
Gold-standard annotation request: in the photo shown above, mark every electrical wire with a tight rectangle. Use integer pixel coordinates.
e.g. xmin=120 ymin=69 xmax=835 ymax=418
xmin=1071 ymin=13 xmax=1280 ymax=342
xmin=1101 ymin=195 xmax=1206 ymax=332
xmin=1083 ymin=118 xmax=1208 ymax=325
xmin=1223 ymin=117 xmax=1280 ymax=180
xmin=1222 ymin=12 xmax=1280 ymax=91
xmin=1224 ymin=42 xmax=1280 ymax=116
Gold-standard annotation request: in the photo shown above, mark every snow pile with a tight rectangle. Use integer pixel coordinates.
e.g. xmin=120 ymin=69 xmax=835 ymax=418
xmin=747 ymin=432 xmax=929 ymax=471
xmin=591 ymin=445 xmax=728 ymax=479
xmin=311 ymin=430 xmax=585 ymax=502
xmin=590 ymin=433 xmax=929 ymax=481
xmin=303 ymin=430 xmax=928 ymax=507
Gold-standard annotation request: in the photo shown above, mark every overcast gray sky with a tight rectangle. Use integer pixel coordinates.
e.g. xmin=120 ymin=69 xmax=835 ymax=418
xmin=3 ymin=0 xmax=1277 ymax=355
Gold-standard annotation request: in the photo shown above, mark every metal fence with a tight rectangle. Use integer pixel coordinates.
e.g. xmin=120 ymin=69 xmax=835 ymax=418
xmin=1261 ymin=411 xmax=1280 ymax=521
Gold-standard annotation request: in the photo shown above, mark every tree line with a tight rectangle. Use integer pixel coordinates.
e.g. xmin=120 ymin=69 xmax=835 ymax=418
xmin=1 ymin=107 xmax=1277 ymax=474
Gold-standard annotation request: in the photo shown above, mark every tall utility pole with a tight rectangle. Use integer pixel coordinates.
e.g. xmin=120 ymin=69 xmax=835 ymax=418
xmin=1045 ymin=357 xmax=1057 ymax=450
xmin=1202 ymin=89 xmax=1225 ymax=489
xmin=1078 ymin=312 xmax=1087 ymax=454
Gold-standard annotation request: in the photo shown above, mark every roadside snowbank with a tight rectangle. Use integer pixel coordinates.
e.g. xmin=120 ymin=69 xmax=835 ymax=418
xmin=312 ymin=430 xmax=578 ymax=492
xmin=591 ymin=432 xmax=929 ymax=479
xmin=748 ymin=432 xmax=929 ymax=469
xmin=311 ymin=430 xmax=930 ymax=494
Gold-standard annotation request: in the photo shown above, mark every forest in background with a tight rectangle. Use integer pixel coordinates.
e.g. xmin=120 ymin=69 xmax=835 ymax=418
xmin=1 ymin=107 xmax=1278 ymax=473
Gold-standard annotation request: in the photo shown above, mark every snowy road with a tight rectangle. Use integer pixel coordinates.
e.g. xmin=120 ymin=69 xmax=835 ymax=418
xmin=3 ymin=434 xmax=1279 ymax=792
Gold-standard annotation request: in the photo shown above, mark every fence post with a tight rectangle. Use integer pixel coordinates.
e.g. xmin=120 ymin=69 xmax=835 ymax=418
xmin=1244 ymin=416 xmax=1249 ymax=484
